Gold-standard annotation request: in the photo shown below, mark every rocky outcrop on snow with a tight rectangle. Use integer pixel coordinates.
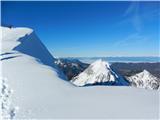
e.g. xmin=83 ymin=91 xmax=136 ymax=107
xmin=55 ymin=58 xmax=89 ymax=80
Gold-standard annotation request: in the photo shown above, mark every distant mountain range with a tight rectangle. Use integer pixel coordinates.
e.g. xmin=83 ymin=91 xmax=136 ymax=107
xmin=73 ymin=57 xmax=160 ymax=63
xmin=71 ymin=59 xmax=129 ymax=86
xmin=55 ymin=58 xmax=160 ymax=90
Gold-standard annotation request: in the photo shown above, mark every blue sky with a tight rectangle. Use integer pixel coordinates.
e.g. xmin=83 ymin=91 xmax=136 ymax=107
xmin=2 ymin=1 xmax=160 ymax=57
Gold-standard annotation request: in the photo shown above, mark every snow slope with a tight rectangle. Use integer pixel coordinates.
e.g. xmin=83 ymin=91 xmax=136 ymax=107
xmin=71 ymin=59 xmax=129 ymax=86
xmin=127 ymin=70 xmax=159 ymax=90
xmin=0 ymin=27 xmax=64 ymax=78
xmin=0 ymin=27 xmax=159 ymax=119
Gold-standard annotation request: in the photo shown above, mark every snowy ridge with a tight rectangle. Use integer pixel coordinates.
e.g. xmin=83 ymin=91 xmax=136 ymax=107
xmin=127 ymin=70 xmax=159 ymax=90
xmin=1 ymin=27 xmax=33 ymax=53
xmin=0 ymin=26 xmax=65 ymax=79
xmin=0 ymin=26 xmax=70 ymax=119
xmin=71 ymin=59 xmax=119 ymax=86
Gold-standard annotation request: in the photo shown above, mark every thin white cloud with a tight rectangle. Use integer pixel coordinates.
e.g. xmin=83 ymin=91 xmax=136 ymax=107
xmin=122 ymin=2 xmax=160 ymax=33
xmin=113 ymin=33 xmax=149 ymax=47
xmin=123 ymin=2 xmax=142 ymax=32
xmin=113 ymin=2 xmax=159 ymax=48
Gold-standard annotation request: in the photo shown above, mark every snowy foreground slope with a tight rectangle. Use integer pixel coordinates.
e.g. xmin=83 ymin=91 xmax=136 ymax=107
xmin=0 ymin=27 xmax=159 ymax=119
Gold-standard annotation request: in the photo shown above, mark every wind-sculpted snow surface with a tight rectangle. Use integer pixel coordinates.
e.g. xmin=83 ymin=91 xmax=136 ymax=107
xmin=0 ymin=27 xmax=65 ymax=79
xmin=0 ymin=27 xmax=159 ymax=119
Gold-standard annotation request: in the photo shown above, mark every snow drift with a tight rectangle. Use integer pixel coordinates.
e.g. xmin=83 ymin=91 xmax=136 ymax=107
xmin=0 ymin=26 xmax=159 ymax=119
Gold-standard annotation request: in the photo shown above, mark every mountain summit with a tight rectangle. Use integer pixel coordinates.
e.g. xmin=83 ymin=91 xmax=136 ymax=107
xmin=71 ymin=59 xmax=129 ymax=86
xmin=127 ymin=70 xmax=159 ymax=90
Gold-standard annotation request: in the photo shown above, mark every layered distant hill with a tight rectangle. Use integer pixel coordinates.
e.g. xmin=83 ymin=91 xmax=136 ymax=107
xmin=56 ymin=58 xmax=160 ymax=80
xmin=111 ymin=62 xmax=160 ymax=79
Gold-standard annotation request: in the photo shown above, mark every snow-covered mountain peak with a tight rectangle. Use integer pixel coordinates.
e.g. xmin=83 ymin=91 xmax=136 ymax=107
xmin=135 ymin=69 xmax=151 ymax=79
xmin=90 ymin=59 xmax=110 ymax=70
xmin=127 ymin=70 xmax=159 ymax=90
xmin=142 ymin=69 xmax=150 ymax=74
xmin=71 ymin=59 xmax=118 ymax=86
xmin=134 ymin=69 xmax=155 ymax=80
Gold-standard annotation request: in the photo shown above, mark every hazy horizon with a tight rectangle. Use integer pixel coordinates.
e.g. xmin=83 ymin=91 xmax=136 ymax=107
xmin=54 ymin=54 xmax=160 ymax=58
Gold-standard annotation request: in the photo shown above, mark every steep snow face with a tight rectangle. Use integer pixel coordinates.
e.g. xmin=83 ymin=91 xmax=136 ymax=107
xmin=71 ymin=59 xmax=119 ymax=86
xmin=127 ymin=70 xmax=159 ymax=90
xmin=0 ymin=26 xmax=69 ymax=119
xmin=1 ymin=27 xmax=33 ymax=54
xmin=0 ymin=27 xmax=65 ymax=79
